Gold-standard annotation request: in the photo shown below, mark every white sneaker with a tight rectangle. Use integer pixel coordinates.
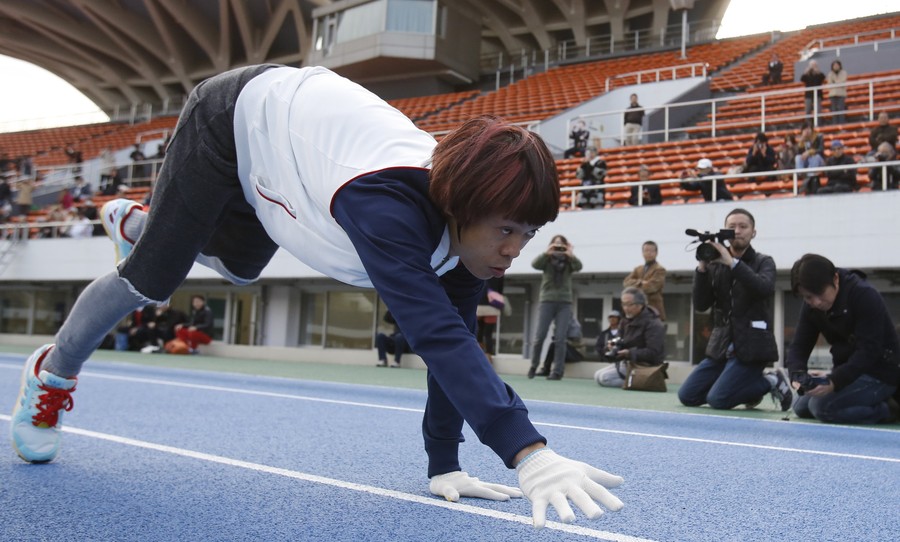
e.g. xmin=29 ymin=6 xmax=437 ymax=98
xmin=10 ymin=344 xmax=77 ymax=463
xmin=101 ymin=198 xmax=142 ymax=263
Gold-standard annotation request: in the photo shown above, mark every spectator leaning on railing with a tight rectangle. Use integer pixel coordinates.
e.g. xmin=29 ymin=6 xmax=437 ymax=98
xmin=820 ymin=140 xmax=857 ymax=194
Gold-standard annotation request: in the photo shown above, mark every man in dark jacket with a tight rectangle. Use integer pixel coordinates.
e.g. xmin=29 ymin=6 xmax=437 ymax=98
xmin=821 ymin=140 xmax=857 ymax=193
xmin=678 ymin=208 xmax=793 ymax=410
xmin=594 ymin=287 xmax=665 ymax=387
xmin=786 ymin=254 xmax=899 ymax=424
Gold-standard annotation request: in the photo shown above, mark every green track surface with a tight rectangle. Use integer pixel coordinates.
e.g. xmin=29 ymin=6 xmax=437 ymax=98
xmin=5 ymin=345 xmax=875 ymax=426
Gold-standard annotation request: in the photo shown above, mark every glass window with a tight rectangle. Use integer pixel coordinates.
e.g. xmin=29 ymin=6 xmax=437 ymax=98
xmin=325 ymin=290 xmax=377 ymax=349
xmin=386 ymin=0 xmax=434 ymax=33
xmin=498 ymin=291 xmax=527 ymax=356
xmin=0 ymin=291 xmax=30 ymax=334
xmin=335 ymin=1 xmax=386 ymax=44
xmin=299 ymin=292 xmax=325 ymax=346
xmin=33 ymin=290 xmax=70 ymax=335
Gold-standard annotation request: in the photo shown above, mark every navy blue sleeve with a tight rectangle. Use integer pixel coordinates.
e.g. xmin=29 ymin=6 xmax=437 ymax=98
xmin=332 ymin=169 xmax=545 ymax=475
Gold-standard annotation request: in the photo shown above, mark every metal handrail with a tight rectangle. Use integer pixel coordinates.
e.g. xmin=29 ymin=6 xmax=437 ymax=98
xmin=570 ymin=72 xmax=900 ymax=148
xmin=560 ymin=159 xmax=900 ymax=209
xmin=801 ymin=26 xmax=900 ymax=58
xmin=605 ymin=62 xmax=708 ymax=92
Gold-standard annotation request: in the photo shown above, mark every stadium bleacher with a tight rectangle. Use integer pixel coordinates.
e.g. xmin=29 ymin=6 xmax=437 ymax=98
xmin=2 ymin=12 xmax=899 ymax=224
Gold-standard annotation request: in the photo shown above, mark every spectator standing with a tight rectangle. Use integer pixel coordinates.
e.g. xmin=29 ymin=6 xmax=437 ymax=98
xmin=787 ymin=254 xmax=899 ymax=424
xmin=594 ymin=287 xmax=665 ymax=388
xmin=825 ymin=60 xmax=848 ymax=125
xmin=375 ymin=310 xmax=407 ymax=368
xmin=629 ymin=164 xmax=661 ymax=206
xmin=174 ymin=295 xmax=214 ymax=351
xmin=13 ymin=176 xmax=35 ymax=217
xmin=575 ymin=147 xmax=606 ymax=209
xmin=868 ymin=111 xmax=898 ymax=151
xmin=820 ymin=140 xmax=857 ymax=193
xmin=679 ymin=158 xmax=733 ymax=202
xmin=476 ymin=276 xmax=506 ymax=362
xmin=563 ymin=119 xmax=590 ymax=158
xmin=99 ymin=146 xmax=116 ymax=184
xmin=678 ymin=208 xmax=793 ymax=411
xmin=129 ymin=143 xmax=147 ymax=180
xmin=623 ymin=240 xmax=666 ymax=321
xmin=623 ymin=94 xmax=644 ymax=146
xmin=800 ymin=60 xmax=826 ymax=122
xmin=761 ymin=54 xmax=783 ymax=85
xmin=527 ymin=235 xmax=582 ymax=381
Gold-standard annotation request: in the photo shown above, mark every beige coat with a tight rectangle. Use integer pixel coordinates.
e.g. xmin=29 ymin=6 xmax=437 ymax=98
xmin=623 ymin=261 xmax=667 ymax=321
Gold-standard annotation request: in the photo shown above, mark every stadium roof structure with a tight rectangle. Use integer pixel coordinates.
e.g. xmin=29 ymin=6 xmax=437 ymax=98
xmin=0 ymin=0 xmax=730 ymax=114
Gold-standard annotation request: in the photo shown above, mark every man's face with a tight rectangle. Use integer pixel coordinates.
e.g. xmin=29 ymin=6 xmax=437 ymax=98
xmin=453 ymin=215 xmax=540 ymax=280
xmin=608 ymin=316 xmax=620 ymax=328
xmin=641 ymin=243 xmax=657 ymax=263
xmin=879 ymin=112 xmax=889 ymax=125
xmin=630 ymin=94 xmax=637 ymax=105
xmin=832 ymin=146 xmax=843 ymax=157
xmin=724 ymin=212 xmax=755 ymax=252
xmin=798 ymin=274 xmax=839 ymax=312
xmin=620 ymin=294 xmax=642 ymax=319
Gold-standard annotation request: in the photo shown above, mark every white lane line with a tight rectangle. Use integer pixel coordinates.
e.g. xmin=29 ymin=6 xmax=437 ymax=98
xmin=535 ymin=422 xmax=900 ymax=463
xmin=0 ymin=414 xmax=653 ymax=542
xmin=3 ymin=364 xmax=898 ymax=464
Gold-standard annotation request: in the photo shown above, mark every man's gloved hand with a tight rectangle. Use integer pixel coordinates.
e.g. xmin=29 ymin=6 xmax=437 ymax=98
xmin=516 ymin=448 xmax=624 ymax=528
xmin=429 ymin=471 xmax=523 ymax=502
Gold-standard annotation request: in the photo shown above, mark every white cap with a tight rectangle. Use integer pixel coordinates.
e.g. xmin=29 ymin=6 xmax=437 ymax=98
xmin=697 ymin=158 xmax=713 ymax=169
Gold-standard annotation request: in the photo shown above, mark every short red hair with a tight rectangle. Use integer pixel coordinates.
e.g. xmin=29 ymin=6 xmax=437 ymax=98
xmin=429 ymin=116 xmax=559 ymax=228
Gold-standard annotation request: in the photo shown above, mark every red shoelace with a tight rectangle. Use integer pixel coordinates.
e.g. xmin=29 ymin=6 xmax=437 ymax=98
xmin=32 ymin=384 xmax=75 ymax=428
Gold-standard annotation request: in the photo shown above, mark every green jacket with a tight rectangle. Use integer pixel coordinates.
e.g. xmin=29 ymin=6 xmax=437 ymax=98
xmin=532 ymin=252 xmax=582 ymax=303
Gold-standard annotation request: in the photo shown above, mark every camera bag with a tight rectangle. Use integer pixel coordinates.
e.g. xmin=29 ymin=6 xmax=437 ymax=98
xmin=622 ymin=361 xmax=669 ymax=392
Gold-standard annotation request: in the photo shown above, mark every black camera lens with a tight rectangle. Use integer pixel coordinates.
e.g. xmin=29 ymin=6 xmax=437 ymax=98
xmin=696 ymin=243 xmax=718 ymax=262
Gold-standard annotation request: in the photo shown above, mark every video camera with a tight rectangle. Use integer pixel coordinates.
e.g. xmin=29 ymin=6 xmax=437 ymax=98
xmin=685 ymin=228 xmax=735 ymax=262
xmin=790 ymin=372 xmax=830 ymax=395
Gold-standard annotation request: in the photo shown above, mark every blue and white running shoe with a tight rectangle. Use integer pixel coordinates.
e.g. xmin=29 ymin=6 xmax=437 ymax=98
xmin=10 ymin=344 xmax=77 ymax=463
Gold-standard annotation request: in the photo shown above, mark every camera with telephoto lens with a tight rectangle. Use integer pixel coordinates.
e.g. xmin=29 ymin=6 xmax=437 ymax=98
xmin=791 ymin=372 xmax=830 ymax=395
xmin=553 ymin=244 xmax=567 ymax=252
xmin=685 ymin=228 xmax=736 ymax=262
xmin=604 ymin=336 xmax=623 ymax=359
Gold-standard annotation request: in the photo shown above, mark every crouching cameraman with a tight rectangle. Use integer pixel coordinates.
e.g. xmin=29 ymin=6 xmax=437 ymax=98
xmin=786 ymin=254 xmax=900 ymax=424
xmin=594 ymin=287 xmax=665 ymax=387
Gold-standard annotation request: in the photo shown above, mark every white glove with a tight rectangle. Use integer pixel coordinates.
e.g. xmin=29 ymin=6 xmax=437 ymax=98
xmin=516 ymin=448 xmax=624 ymax=528
xmin=429 ymin=471 xmax=523 ymax=502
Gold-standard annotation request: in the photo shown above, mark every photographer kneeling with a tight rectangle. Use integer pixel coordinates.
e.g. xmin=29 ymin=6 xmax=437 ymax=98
xmin=787 ymin=254 xmax=900 ymax=424
xmin=594 ymin=287 xmax=665 ymax=388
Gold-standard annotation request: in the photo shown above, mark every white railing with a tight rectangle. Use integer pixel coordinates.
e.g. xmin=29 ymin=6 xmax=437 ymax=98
xmin=572 ymin=73 xmax=900 ymax=149
xmin=605 ymin=63 xmax=708 ymax=92
xmin=560 ymin=160 xmax=900 ymax=210
xmin=801 ymin=26 xmax=900 ymax=59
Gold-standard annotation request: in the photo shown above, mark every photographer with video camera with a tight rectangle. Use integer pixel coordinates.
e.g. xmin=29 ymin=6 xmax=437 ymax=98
xmin=527 ymin=235 xmax=582 ymax=380
xmin=786 ymin=254 xmax=900 ymax=424
xmin=679 ymin=208 xmax=793 ymax=411
xmin=594 ymin=287 xmax=666 ymax=388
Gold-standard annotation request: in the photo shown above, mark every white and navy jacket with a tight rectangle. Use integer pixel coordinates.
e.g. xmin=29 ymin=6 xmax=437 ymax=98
xmin=233 ymin=66 xmax=545 ymax=476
